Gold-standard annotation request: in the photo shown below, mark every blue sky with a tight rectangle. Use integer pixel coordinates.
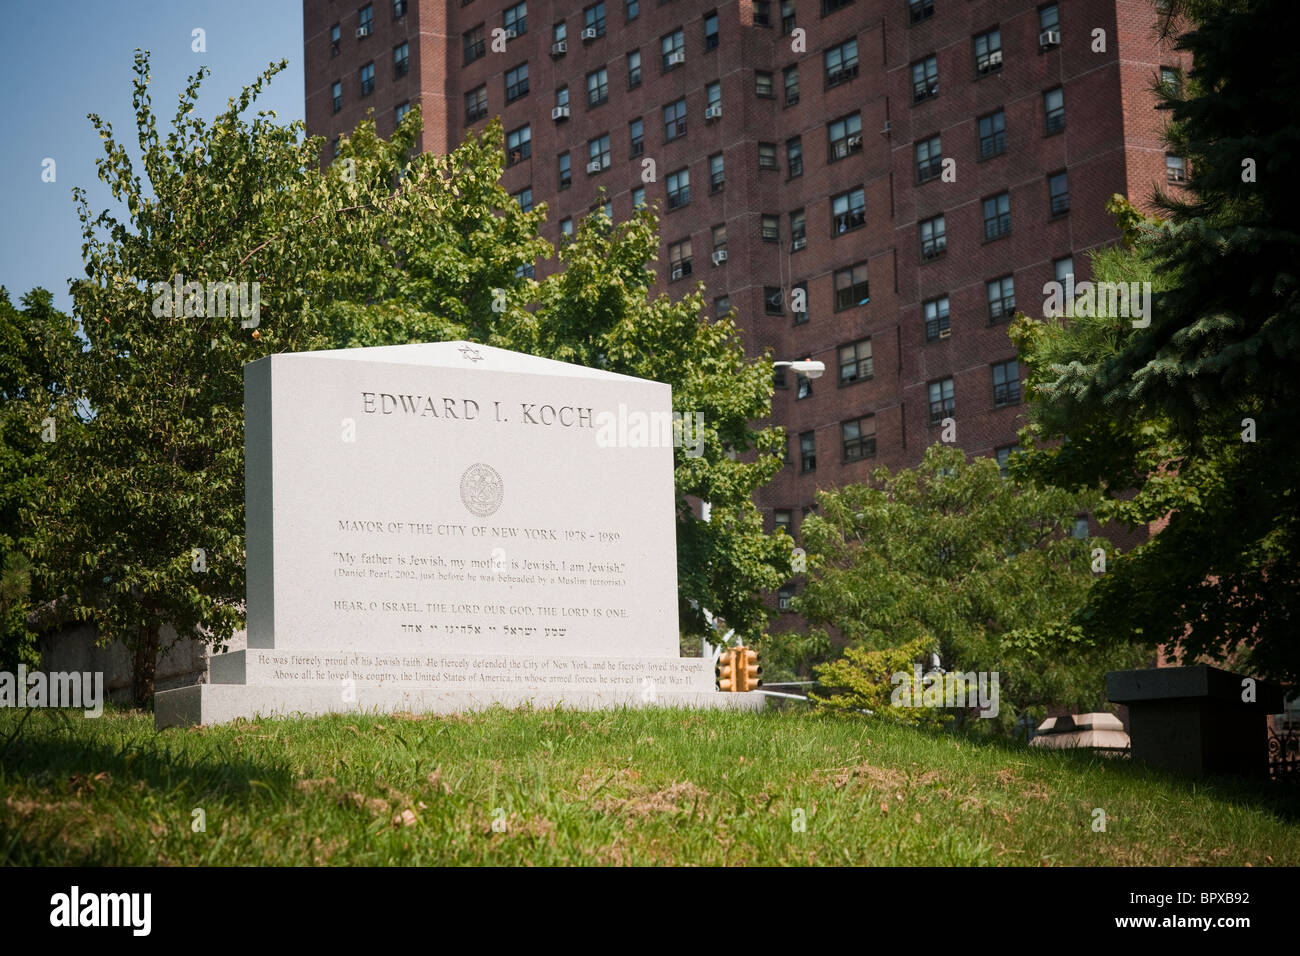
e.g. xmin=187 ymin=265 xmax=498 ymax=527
xmin=0 ymin=0 xmax=305 ymax=314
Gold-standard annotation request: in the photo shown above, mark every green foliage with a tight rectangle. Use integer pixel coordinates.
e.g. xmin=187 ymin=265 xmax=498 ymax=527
xmin=0 ymin=287 xmax=80 ymax=668
xmin=1010 ymin=0 xmax=1300 ymax=684
xmin=792 ymin=445 xmax=1148 ymax=728
xmin=810 ymin=636 xmax=947 ymax=725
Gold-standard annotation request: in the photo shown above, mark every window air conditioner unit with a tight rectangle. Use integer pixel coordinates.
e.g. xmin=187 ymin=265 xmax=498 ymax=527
xmin=988 ymin=50 xmax=1003 ymax=66
xmin=791 ymin=237 xmax=806 ymax=251
xmin=847 ymin=134 xmax=862 ymax=148
xmin=355 ymin=25 xmax=371 ymax=37
xmin=581 ymin=27 xmax=598 ymax=40
xmin=711 ymin=249 xmax=728 ymax=265
xmin=552 ymin=106 xmax=570 ymax=120
xmin=671 ymin=265 xmax=685 ymax=279
xmin=881 ymin=120 xmax=892 ymax=134
xmin=704 ymin=105 xmax=722 ymax=120
xmin=1039 ymin=30 xmax=1060 ymax=50
xmin=668 ymin=51 xmax=685 ymax=65
xmin=551 ymin=41 xmax=567 ymax=55
xmin=504 ymin=28 xmax=518 ymax=39
xmin=586 ymin=160 xmax=603 ymax=173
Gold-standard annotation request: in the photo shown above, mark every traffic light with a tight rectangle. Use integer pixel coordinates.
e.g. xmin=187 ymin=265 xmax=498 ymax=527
xmin=716 ymin=647 xmax=736 ymax=691
xmin=740 ymin=647 xmax=762 ymax=692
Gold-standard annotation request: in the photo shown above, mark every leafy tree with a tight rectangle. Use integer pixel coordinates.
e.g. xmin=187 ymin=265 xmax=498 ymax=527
xmin=1009 ymin=0 xmax=1300 ymax=685
xmin=794 ymin=445 xmax=1150 ymax=731
xmin=39 ymin=54 xmax=407 ymax=703
xmin=0 ymin=288 xmax=80 ymax=668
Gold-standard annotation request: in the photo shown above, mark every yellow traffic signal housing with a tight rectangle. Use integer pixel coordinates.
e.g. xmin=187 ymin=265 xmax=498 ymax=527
xmin=740 ymin=647 xmax=762 ymax=692
xmin=716 ymin=647 xmax=736 ymax=691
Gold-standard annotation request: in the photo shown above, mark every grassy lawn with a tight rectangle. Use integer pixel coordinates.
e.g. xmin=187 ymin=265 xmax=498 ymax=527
xmin=2 ymin=704 xmax=1296 ymax=866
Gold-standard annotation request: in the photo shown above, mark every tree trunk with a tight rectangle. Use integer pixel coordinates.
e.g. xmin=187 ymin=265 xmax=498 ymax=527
xmin=132 ymin=620 xmax=159 ymax=708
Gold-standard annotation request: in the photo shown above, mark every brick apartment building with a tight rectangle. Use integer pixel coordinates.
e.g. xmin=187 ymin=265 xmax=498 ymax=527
xmin=304 ymin=0 xmax=1187 ymax=610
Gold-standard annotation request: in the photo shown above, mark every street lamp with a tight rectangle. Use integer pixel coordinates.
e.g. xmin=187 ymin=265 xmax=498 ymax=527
xmin=773 ymin=358 xmax=825 ymax=378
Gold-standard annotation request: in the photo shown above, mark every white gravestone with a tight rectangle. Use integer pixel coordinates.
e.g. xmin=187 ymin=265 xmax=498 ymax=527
xmin=155 ymin=342 xmax=761 ymax=726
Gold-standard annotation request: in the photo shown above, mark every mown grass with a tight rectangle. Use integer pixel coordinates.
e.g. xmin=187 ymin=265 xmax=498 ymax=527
xmin=1 ymin=704 xmax=1296 ymax=865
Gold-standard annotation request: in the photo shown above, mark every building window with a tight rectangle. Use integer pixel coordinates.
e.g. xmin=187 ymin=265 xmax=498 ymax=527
xmin=909 ymin=0 xmax=934 ymax=23
xmin=588 ymin=134 xmax=611 ymax=171
xmin=1044 ymin=87 xmax=1065 ymax=134
xmin=360 ymin=62 xmax=375 ymax=97
xmin=358 ymin=4 xmax=374 ymax=35
xmin=825 ymin=38 xmax=859 ymax=87
xmin=504 ymin=2 xmax=527 ymax=36
xmin=758 ymin=142 xmax=779 ymax=170
xmin=505 ymin=63 xmax=530 ymax=103
xmin=628 ymin=50 xmax=643 ymax=88
xmin=395 ymin=101 xmax=411 ymax=124
xmin=761 ymin=214 xmax=780 ymax=242
xmin=923 ymin=296 xmax=950 ymax=341
xmin=558 ymin=152 xmax=572 ymax=189
xmin=919 ymin=214 xmax=946 ymax=259
xmin=554 ymin=21 xmax=568 ymax=46
xmin=394 ymin=0 xmax=408 ymax=16
xmin=465 ymin=85 xmax=487 ymax=122
xmin=754 ymin=1 xmax=772 ymax=27
xmin=629 ymin=118 xmax=644 ymax=156
xmin=928 ymin=378 xmax=954 ymax=424
xmin=834 ymin=263 xmax=869 ymax=311
xmin=781 ymin=0 xmax=797 ymax=35
xmin=332 ymin=81 xmax=342 ymax=113
xmin=978 ymin=109 xmax=1006 ymax=159
xmin=661 ymin=29 xmax=685 ymax=70
xmin=838 ymin=339 xmax=873 ymax=385
xmin=983 ymin=192 xmax=1011 ymax=241
xmin=1159 ymin=66 xmax=1180 ymax=94
xmin=669 ymin=239 xmax=693 ymax=280
xmin=464 ymin=24 xmax=486 ymax=64
xmin=714 ymin=295 xmax=730 ymax=318
xmin=1071 ymin=516 xmax=1090 ymax=539
xmin=784 ymin=66 xmax=800 ymax=105
xmin=842 ymin=415 xmax=877 ymax=461
xmin=800 ymin=432 xmax=816 ymax=473
xmin=764 ymin=286 xmax=784 ymax=315
xmin=832 ymin=187 xmax=866 ymax=234
xmin=987 ymin=275 xmax=1016 ymax=323
xmin=790 ymin=209 xmax=806 ymax=249
xmin=974 ymin=29 xmax=1003 ymax=75
xmin=712 ymin=223 xmax=728 ymax=253
xmin=706 ymin=82 xmax=722 ymax=110
xmin=795 ymin=372 xmax=813 ymax=399
xmin=506 ymin=124 xmax=531 ymax=165
xmin=777 ymin=139 xmax=801 ymax=183
xmin=516 ymin=262 xmax=535 ymax=279
xmin=775 ymin=509 xmax=792 ymax=534
xmin=755 ymin=71 xmax=775 ymax=98
xmin=330 ymin=23 xmax=341 ymax=56
xmin=667 ymin=168 xmax=691 ymax=208
xmin=1166 ymin=154 xmax=1186 ymax=182
xmin=705 ymin=11 xmax=719 ymax=50
xmin=664 ymin=98 xmax=687 ymax=141
xmin=559 ymin=217 xmax=574 ymax=244
xmin=912 ymin=55 xmax=938 ymax=102
xmin=1053 ymin=256 xmax=1074 ymax=283
xmin=513 ymin=187 xmax=533 ymax=212
xmin=1039 ymin=4 xmax=1060 ymax=35
xmin=828 ymin=113 xmax=863 ymax=161
xmin=822 ymin=0 xmax=854 ymax=13
xmin=332 ymin=135 xmax=341 ymax=159
xmin=587 ymin=67 xmax=609 ymax=106
xmin=393 ymin=42 xmax=409 ymax=78
xmin=556 ymin=86 xmax=570 ymax=111
xmin=709 ymin=153 xmax=725 ymax=192
xmin=626 ymin=0 xmax=639 ymax=21
xmin=778 ymin=584 xmax=795 ymax=611
xmin=1048 ymin=171 xmax=1070 ymax=216
xmin=584 ymin=2 xmax=606 ymax=37
xmin=992 ymin=359 xmax=1021 ymax=407
xmin=995 ymin=444 xmax=1020 ymax=477
xmin=915 ymin=135 xmax=942 ymax=182
xmin=632 ymin=186 xmax=646 ymax=209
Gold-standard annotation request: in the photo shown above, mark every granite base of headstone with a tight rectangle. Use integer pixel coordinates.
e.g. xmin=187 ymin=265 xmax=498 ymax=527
xmin=155 ymin=342 xmax=763 ymax=727
xmin=1106 ymin=665 xmax=1283 ymax=778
